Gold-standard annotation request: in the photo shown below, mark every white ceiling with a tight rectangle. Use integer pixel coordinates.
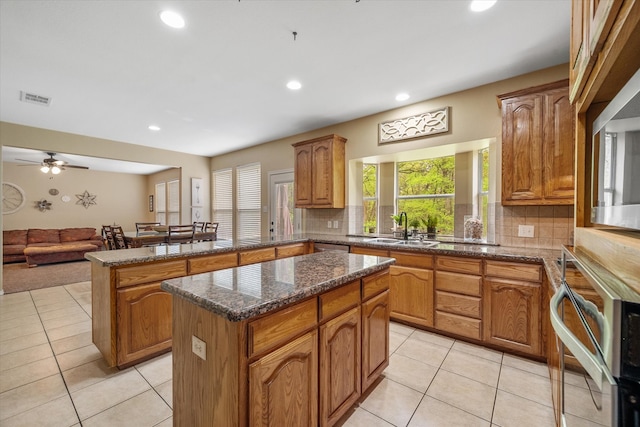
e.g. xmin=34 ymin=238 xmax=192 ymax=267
xmin=0 ymin=0 xmax=570 ymax=165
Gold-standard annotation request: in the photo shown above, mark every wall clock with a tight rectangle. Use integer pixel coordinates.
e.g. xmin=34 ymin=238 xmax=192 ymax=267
xmin=2 ymin=182 xmax=26 ymax=215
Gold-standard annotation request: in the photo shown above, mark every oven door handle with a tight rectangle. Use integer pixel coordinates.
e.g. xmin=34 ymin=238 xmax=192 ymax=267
xmin=550 ymin=284 xmax=609 ymax=390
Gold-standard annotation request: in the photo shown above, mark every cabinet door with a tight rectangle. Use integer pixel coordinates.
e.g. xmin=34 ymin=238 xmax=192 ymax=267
xmin=249 ymin=330 xmax=318 ymax=427
xmin=483 ymin=278 xmax=542 ymax=356
xmin=362 ymin=290 xmax=389 ymax=390
xmin=312 ymin=139 xmax=333 ymax=206
xmin=294 ymin=144 xmax=313 ymax=206
xmin=501 ymin=93 xmax=544 ymax=203
xmin=389 ymin=266 xmax=433 ymax=327
xmin=116 ymin=282 xmax=172 ymax=367
xmin=319 ymin=307 xmax=361 ymax=427
xmin=543 ymin=87 xmax=575 ymax=201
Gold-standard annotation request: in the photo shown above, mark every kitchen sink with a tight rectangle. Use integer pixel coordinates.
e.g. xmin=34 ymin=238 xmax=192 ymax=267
xmin=394 ymin=240 xmax=439 ymax=247
xmin=363 ymin=238 xmax=400 ymax=244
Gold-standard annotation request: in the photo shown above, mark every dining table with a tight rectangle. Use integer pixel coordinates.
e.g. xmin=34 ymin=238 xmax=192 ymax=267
xmin=123 ymin=230 xmax=217 ymax=248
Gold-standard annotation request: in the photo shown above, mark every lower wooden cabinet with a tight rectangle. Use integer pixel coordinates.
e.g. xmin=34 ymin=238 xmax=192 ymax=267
xmin=483 ymin=278 xmax=541 ymax=355
xmin=249 ymin=330 xmax=318 ymax=427
xmin=390 ymin=266 xmax=433 ymax=327
xmin=319 ymin=307 xmax=361 ymax=427
xmin=362 ymin=289 xmax=390 ymax=390
xmin=116 ymin=282 xmax=172 ymax=367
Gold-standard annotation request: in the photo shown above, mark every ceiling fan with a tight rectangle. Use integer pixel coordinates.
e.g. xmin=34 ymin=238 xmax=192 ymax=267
xmin=17 ymin=152 xmax=89 ymax=174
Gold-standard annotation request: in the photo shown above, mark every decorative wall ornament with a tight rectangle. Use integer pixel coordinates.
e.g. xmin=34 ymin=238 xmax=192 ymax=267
xmin=191 ymin=178 xmax=203 ymax=207
xmin=192 ymin=207 xmax=203 ymax=223
xmin=2 ymin=182 xmax=26 ymax=215
xmin=48 ymin=188 xmax=59 ymax=196
xmin=149 ymin=195 xmax=154 ymax=212
xmin=76 ymin=190 xmax=97 ymax=209
xmin=378 ymin=106 xmax=450 ymax=144
xmin=36 ymin=199 xmax=52 ymax=212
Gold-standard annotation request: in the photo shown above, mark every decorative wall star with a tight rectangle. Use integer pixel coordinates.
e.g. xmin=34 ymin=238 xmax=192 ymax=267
xmin=76 ymin=190 xmax=97 ymax=209
xmin=36 ymin=199 xmax=52 ymax=212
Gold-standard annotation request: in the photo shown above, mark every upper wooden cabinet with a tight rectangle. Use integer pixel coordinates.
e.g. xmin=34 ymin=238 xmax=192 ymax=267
xmin=498 ymin=80 xmax=575 ymax=205
xmin=570 ymin=0 xmax=624 ymax=102
xmin=293 ymin=134 xmax=347 ymax=208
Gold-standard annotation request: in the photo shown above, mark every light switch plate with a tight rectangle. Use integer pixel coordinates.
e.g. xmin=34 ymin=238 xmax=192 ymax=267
xmin=327 ymin=221 xmax=332 ymax=228
xmin=333 ymin=220 xmax=339 ymax=229
xmin=192 ymin=335 xmax=206 ymax=360
xmin=518 ymin=225 xmax=535 ymax=238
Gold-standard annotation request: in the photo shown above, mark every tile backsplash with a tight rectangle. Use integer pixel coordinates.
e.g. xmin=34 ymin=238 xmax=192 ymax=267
xmin=302 ymin=203 xmax=574 ymax=250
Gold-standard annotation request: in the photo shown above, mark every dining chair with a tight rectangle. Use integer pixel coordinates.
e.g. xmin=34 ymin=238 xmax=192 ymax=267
xmin=135 ymin=222 xmax=161 ymax=232
xmin=198 ymin=222 xmax=218 ymax=241
xmin=167 ymin=224 xmax=196 ymax=244
xmin=103 ymin=225 xmax=129 ymax=249
xmin=193 ymin=221 xmax=206 ymax=232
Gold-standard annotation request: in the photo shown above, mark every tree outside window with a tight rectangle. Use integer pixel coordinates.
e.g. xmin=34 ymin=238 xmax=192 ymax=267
xmin=478 ymin=148 xmax=490 ymax=238
xmin=363 ymin=164 xmax=378 ymax=233
xmin=397 ymin=156 xmax=455 ymax=235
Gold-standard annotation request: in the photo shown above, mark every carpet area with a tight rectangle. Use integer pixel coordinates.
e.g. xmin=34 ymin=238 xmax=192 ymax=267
xmin=2 ymin=260 xmax=91 ymax=294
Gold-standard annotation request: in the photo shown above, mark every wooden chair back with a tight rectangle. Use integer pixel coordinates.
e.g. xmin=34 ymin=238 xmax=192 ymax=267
xmin=136 ymin=222 xmax=161 ymax=232
xmin=193 ymin=222 xmax=206 ymax=232
xmin=198 ymin=222 xmax=219 ymax=241
xmin=167 ymin=224 xmax=196 ymax=244
xmin=102 ymin=225 xmax=129 ymax=250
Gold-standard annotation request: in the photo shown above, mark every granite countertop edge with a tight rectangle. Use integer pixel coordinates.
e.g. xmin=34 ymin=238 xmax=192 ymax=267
xmin=160 ymin=256 xmax=396 ymax=322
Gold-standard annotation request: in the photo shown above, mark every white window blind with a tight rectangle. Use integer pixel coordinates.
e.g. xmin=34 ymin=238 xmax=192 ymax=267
xmin=213 ymin=169 xmax=233 ymax=240
xmin=167 ymin=180 xmax=180 ymax=225
xmin=236 ymin=163 xmax=261 ymax=239
xmin=155 ymin=183 xmax=166 ymax=225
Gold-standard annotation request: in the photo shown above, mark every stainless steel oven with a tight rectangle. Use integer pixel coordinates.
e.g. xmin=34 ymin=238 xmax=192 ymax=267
xmin=550 ymin=246 xmax=640 ymax=426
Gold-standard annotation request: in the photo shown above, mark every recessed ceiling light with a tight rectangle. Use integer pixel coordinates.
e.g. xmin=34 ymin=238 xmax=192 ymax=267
xmin=395 ymin=93 xmax=410 ymax=101
xmin=286 ymin=80 xmax=302 ymax=90
xmin=470 ymin=0 xmax=497 ymax=12
xmin=148 ymin=125 xmax=161 ymax=131
xmin=160 ymin=10 xmax=185 ymax=29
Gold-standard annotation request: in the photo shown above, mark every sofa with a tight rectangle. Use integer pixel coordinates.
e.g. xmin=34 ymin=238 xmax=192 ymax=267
xmin=3 ymin=228 xmax=104 ymax=267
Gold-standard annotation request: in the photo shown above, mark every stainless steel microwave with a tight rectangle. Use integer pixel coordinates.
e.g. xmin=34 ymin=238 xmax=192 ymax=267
xmin=592 ymin=67 xmax=640 ymax=231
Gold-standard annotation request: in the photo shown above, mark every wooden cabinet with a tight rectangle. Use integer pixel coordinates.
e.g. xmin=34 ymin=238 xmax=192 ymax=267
xmin=249 ymin=330 xmax=318 ymax=427
xmin=483 ymin=260 xmax=543 ymax=356
xmin=116 ymin=282 xmax=172 ymax=367
xmin=293 ymin=134 xmax=347 ymax=208
xmin=434 ymin=256 xmax=483 ymax=341
xmin=362 ymin=289 xmax=390 ymax=390
xmin=319 ymin=307 xmax=361 ymax=427
xmin=498 ymin=80 xmax=575 ymax=205
xmin=389 ymin=266 xmax=433 ymax=327
xmin=239 ymin=247 xmax=276 ymax=266
xmin=276 ymin=243 xmax=308 ymax=258
xmin=570 ymin=0 xmax=624 ymax=102
xmin=350 ymin=246 xmax=389 ymax=257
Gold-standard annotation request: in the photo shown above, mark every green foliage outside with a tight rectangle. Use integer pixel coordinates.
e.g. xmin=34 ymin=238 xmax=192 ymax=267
xmin=397 ymin=156 xmax=455 ymax=235
xmin=363 ymin=164 xmax=378 ymax=232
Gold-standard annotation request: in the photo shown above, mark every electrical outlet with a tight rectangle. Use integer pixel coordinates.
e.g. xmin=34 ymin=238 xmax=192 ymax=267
xmin=333 ymin=220 xmax=339 ymax=229
xmin=518 ymin=225 xmax=535 ymax=238
xmin=192 ymin=335 xmax=206 ymax=360
xmin=327 ymin=221 xmax=332 ymax=229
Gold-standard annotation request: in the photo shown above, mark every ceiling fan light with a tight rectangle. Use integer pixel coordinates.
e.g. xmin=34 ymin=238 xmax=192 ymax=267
xmin=51 ymin=166 xmax=61 ymax=174
xmin=40 ymin=165 xmax=50 ymax=173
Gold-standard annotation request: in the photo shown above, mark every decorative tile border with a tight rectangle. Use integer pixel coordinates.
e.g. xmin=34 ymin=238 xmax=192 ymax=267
xmin=379 ymin=106 xmax=449 ymax=144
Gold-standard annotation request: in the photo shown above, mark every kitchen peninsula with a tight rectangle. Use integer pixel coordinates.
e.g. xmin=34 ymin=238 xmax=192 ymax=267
xmin=160 ymin=250 xmax=394 ymax=426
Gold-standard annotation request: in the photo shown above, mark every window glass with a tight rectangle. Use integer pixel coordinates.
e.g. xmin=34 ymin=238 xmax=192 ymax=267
xmin=213 ymin=169 xmax=233 ymax=240
xmin=155 ymin=182 xmax=166 ymax=225
xmin=363 ymin=164 xmax=378 ymax=233
xmin=479 ymin=148 xmax=489 ymax=238
xmin=397 ymin=156 xmax=455 ymax=235
xmin=236 ymin=163 xmax=261 ymax=239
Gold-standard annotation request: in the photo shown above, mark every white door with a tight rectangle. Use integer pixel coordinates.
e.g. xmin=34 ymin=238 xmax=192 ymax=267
xmin=268 ymin=171 xmax=301 ymax=238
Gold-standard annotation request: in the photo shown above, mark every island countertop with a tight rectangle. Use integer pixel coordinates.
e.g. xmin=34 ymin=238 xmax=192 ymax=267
xmin=160 ymin=250 xmax=395 ymax=321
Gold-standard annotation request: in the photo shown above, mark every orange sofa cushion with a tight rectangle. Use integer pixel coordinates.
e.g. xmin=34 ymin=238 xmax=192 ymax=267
xmin=3 ymin=229 xmax=27 ymax=245
xmin=60 ymin=227 xmax=98 ymax=242
xmin=27 ymin=229 xmax=61 ymax=244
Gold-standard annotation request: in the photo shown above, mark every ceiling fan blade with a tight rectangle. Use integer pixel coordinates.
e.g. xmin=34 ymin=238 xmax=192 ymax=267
xmin=15 ymin=158 xmax=41 ymax=164
xmin=65 ymin=165 xmax=89 ymax=170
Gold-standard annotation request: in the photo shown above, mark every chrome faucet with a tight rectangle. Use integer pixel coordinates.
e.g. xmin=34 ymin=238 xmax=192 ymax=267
xmin=399 ymin=211 xmax=408 ymax=240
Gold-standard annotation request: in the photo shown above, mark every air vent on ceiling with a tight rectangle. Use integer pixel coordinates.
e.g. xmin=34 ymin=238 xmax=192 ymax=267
xmin=19 ymin=91 xmax=51 ymax=106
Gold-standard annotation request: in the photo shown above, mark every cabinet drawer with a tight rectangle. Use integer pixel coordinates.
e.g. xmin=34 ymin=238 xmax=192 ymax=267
xmin=276 ymin=243 xmax=307 ymax=259
xmin=389 ymin=251 xmax=433 ymax=269
xmin=248 ymin=298 xmax=317 ymax=358
xmin=485 ymin=260 xmax=542 ymax=282
xmin=436 ymin=256 xmax=482 ymax=275
xmin=188 ymin=252 xmax=238 ymax=275
xmin=319 ymin=281 xmax=360 ymax=322
xmin=238 ymin=247 xmax=276 ymax=266
xmin=436 ymin=291 xmax=481 ymax=319
xmin=350 ymin=246 xmax=389 ymax=257
xmin=362 ymin=270 xmax=390 ymax=300
xmin=116 ymin=260 xmax=187 ymax=288
xmin=435 ymin=271 xmax=482 ymax=296
xmin=435 ymin=311 xmax=482 ymax=340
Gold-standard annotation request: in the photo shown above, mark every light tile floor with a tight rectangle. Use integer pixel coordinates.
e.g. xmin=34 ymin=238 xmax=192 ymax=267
xmin=0 ymin=282 xmax=556 ymax=426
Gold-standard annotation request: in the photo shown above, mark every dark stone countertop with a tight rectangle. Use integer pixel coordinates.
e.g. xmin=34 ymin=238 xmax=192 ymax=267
xmin=160 ymin=251 xmax=395 ymax=322
xmin=86 ymin=232 xmax=564 ymax=292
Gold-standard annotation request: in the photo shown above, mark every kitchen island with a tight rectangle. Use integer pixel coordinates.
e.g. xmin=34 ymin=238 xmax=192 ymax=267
xmin=161 ymin=250 xmax=395 ymax=427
